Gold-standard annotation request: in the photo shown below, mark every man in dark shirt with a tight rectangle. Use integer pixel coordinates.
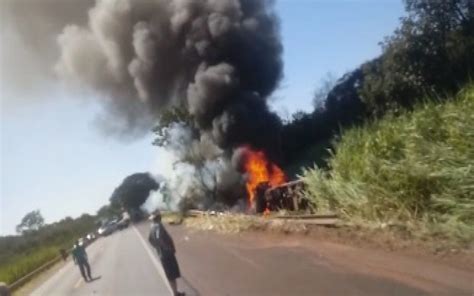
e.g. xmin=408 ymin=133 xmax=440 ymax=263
xmin=71 ymin=240 xmax=92 ymax=282
xmin=148 ymin=210 xmax=184 ymax=296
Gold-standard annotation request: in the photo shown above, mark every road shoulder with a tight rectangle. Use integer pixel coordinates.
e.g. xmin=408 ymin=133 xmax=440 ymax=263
xmin=13 ymin=258 xmax=69 ymax=296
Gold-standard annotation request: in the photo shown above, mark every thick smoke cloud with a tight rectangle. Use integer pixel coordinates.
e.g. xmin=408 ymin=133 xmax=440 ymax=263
xmin=54 ymin=0 xmax=284 ymax=208
xmin=54 ymin=0 xmax=283 ymax=152
xmin=110 ymin=172 xmax=159 ymax=210
xmin=3 ymin=0 xmax=284 ymax=209
xmin=0 ymin=0 xmax=94 ymax=101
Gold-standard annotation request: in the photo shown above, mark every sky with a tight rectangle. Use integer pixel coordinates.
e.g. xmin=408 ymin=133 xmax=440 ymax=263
xmin=0 ymin=0 xmax=405 ymax=235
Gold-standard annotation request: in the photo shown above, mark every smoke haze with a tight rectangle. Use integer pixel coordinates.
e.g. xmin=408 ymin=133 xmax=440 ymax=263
xmin=0 ymin=0 xmax=94 ymax=101
xmin=2 ymin=0 xmax=285 ymax=209
xmin=53 ymin=0 xmax=283 ymax=144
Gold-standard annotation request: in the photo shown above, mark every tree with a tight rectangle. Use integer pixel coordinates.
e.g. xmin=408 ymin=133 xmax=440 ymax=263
xmin=361 ymin=0 xmax=474 ymax=113
xmin=313 ymin=72 xmax=338 ymax=109
xmin=152 ymin=107 xmax=192 ymax=147
xmin=282 ymin=0 xmax=474 ymax=175
xmin=281 ymin=67 xmax=367 ymax=169
xmin=16 ymin=210 xmax=45 ymax=234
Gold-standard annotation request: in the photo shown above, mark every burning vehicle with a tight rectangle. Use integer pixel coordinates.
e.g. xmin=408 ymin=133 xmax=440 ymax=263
xmin=255 ymin=180 xmax=311 ymax=214
xmin=241 ymin=147 xmax=312 ymax=214
xmin=38 ymin=0 xmax=296 ymax=212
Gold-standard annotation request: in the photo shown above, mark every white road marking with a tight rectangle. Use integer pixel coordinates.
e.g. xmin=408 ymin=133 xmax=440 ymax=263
xmin=132 ymin=224 xmax=173 ymax=296
xmin=73 ymin=277 xmax=83 ymax=288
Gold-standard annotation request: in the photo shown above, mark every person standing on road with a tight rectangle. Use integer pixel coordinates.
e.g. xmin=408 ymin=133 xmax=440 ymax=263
xmin=148 ymin=210 xmax=184 ymax=296
xmin=71 ymin=240 xmax=92 ymax=282
xmin=59 ymin=248 xmax=68 ymax=261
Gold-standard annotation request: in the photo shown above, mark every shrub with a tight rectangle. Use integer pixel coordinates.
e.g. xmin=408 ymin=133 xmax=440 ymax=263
xmin=302 ymin=85 xmax=474 ymax=244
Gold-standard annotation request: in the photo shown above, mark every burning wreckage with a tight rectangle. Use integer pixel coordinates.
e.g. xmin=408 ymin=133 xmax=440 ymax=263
xmin=254 ymin=180 xmax=310 ymax=214
xmin=242 ymin=148 xmax=312 ymax=214
xmin=39 ymin=0 xmax=314 ymax=213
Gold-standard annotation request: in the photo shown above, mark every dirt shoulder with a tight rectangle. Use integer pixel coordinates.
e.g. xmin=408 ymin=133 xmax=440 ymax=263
xmin=248 ymin=229 xmax=473 ymax=294
xmin=12 ymin=259 xmax=68 ymax=296
xmin=303 ymin=224 xmax=474 ymax=272
xmin=169 ymin=222 xmax=473 ymax=295
xmin=182 ymin=214 xmax=474 ymax=272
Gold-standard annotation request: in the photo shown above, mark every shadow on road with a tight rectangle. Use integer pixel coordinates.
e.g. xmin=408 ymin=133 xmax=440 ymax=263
xmin=88 ymin=276 xmax=102 ymax=283
xmin=180 ymin=276 xmax=200 ymax=296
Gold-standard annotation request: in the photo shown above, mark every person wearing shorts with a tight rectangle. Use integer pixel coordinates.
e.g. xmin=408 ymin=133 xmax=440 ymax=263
xmin=148 ymin=210 xmax=184 ymax=296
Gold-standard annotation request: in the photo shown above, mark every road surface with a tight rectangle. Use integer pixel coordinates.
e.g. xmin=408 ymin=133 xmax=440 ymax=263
xmin=32 ymin=224 xmax=172 ymax=295
xmin=31 ymin=222 xmax=473 ymax=295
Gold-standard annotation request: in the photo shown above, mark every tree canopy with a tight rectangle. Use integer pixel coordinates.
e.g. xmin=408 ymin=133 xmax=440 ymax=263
xmin=281 ymin=0 xmax=474 ymax=173
xmin=15 ymin=210 xmax=45 ymax=234
xmin=360 ymin=0 xmax=474 ymax=113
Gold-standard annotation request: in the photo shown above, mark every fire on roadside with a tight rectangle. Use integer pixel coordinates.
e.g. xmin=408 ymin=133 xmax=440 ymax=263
xmin=241 ymin=146 xmax=286 ymax=209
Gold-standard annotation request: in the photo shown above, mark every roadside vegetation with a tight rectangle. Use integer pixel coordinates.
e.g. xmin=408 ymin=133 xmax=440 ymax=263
xmin=0 ymin=247 xmax=58 ymax=285
xmin=281 ymin=0 xmax=473 ymax=176
xmin=0 ymin=212 xmax=96 ymax=285
xmin=0 ymin=172 xmax=152 ymax=287
xmin=157 ymin=1 xmax=474 ymax=251
xmin=302 ymin=85 xmax=474 ymax=246
xmin=3 ymin=2 xmax=473 ymax=287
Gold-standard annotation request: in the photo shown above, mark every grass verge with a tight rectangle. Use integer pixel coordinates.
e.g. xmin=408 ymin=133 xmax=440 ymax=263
xmin=302 ymin=84 xmax=474 ymax=247
xmin=0 ymin=247 xmax=58 ymax=285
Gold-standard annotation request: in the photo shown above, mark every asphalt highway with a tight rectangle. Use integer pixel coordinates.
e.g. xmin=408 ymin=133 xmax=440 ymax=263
xmin=32 ymin=224 xmax=171 ymax=295
xmin=31 ymin=222 xmax=473 ymax=296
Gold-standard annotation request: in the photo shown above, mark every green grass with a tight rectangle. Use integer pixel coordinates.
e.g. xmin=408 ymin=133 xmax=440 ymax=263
xmin=0 ymin=217 xmax=95 ymax=286
xmin=0 ymin=247 xmax=58 ymax=284
xmin=0 ymin=236 xmax=83 ymax=285
xmin=302 ymin=84 xmax=474 ymax=246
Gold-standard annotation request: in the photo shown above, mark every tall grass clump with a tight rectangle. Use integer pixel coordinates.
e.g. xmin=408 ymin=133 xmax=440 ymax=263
xmin=302 ymin=85 xmax=474 ymax=245
xmin=0 ymin=247 xmax=57 ymax=284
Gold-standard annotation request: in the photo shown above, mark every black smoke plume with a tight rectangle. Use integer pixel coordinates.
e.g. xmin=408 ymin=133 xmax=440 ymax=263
xmin=4 ymin=0 xmax=285 ymax=209
xmin=110 ymin=173 xmax=159 ymax=210
xmin=53 ymin=0 xmax=285 ymax=208
xmin=54 ymin=0 xmax=283 ymax=155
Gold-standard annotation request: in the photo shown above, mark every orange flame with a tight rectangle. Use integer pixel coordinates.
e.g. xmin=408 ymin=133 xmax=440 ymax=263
xmin=242 ymin=147 xmax=286 ymax=208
